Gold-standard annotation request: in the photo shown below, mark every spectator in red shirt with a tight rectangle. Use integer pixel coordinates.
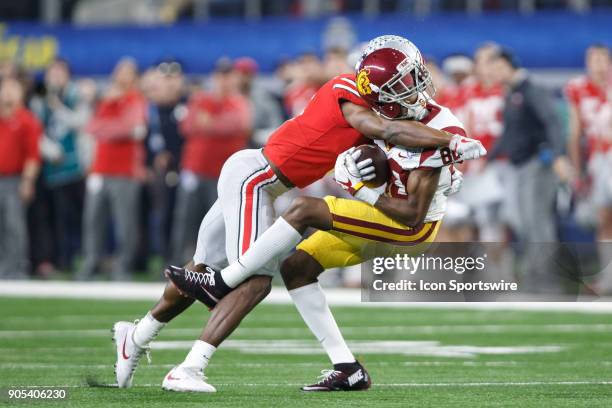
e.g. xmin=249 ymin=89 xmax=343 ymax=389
xmin=449 ymin=44 xmax=509 ymax=243
xmin=169 ymin=59 xmax=252 ymax=264
xmin=437 ymin=54 xmax=473 ymax=114
xmin=283 ymin=53 xmax=323 ymax=117
xmin=78 ymin=58 xmax=148 ymax=281
xmin=0 ymin=78 xmax=42 ymax=278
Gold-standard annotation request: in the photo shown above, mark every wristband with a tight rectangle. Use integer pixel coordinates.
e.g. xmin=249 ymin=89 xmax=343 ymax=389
xmin=354 ymin=186 xmax=381 ymax=206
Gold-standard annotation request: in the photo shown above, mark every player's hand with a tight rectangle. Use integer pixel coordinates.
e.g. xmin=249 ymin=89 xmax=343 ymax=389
xmin=348 ymin=147 xmax=377 ymax=182
xmin=450 ymin=135 xmax=487 ymax=161
xmin=445 ymin=167 xmax=463 ymax=196
xmin=334 ymin=147 xmax=375 ymax=194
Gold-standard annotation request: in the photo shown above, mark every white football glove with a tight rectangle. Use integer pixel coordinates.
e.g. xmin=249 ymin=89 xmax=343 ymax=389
xmin=444 ymin=167 xmax=464 ymax=196
xmin=449 ymin=134 xmax=487 ymax=161
xmin=334 ymin=147 xmax=381 ymax=205
xmin=348 ymin=147 xmax=378 ymax=183
xmin=334 ymin=147 xmax=374 ymax=193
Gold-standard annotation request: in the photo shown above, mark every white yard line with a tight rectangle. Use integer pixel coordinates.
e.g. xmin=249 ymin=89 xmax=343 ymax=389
xmin=146 ymin=339 xmax=565 ymax=358
xmin=2 ymin=280 xmax=612 ymax=313
xmin=0 ymin=340 xmax=566 ymax=359
xmin=0 ymin=363 xmax=175 ymax=369
xmin=375 ymin=381 xmax=612 ymax=387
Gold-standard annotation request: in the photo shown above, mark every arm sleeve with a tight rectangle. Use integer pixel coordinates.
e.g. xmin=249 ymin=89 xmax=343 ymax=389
xmin=331 ymin=78 xmax=370 ymax=108
xmin=181 ymin=96 xmax=252 ymax=138
xmin=206 ymin=98 xmax=252 ymax=137
xmin=527 ymin=85 xmax=566 ymax=158
xmin=441 ymin=125 xmax=467 ymax=138
xmin=86 ymin=98 xmax=147 ymax=141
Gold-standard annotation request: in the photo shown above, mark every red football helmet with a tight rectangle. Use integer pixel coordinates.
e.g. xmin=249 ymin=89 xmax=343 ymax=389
xmin=355 ymin=35 xmax=433 ymax=120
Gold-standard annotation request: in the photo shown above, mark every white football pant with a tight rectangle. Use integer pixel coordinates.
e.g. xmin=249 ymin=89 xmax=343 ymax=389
xmin=192 ymin=149 xmax=290 ymax=276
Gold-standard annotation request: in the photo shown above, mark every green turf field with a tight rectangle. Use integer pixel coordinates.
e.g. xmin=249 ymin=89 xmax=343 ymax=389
xmin=2 ymin=297 xmax=612 ymax=407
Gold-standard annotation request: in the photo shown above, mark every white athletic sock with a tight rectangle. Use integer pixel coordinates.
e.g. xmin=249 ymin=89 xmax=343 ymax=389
xmin=132 ymin=312 xmax=166 ymax=348
xmin=180 ymin=340 xmax=217 ymax=370
xmin=221 ymin=217 xmax=302 ymax=288
xmin=289 ymin=282 xmax=355 ymax=365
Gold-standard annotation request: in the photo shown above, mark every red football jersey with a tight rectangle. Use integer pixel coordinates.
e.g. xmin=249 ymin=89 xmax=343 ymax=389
xmin=264 ymin=74 xmax=370 ymax=188
xmin=0 ymin=107 xmax=42 ymax=175
xmin=565 ymin=75 xmax=612 ymax=157
xmin=461 ymin=80 xmax=504 ymax=153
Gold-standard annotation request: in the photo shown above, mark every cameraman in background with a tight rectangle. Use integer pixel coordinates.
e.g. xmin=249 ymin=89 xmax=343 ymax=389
xmin=30 ymin=58 xmax=90 ymax=276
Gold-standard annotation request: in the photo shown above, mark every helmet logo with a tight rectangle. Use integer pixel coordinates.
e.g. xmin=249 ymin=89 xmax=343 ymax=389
xmin=356 ymin=69 xmax=372 ymax=96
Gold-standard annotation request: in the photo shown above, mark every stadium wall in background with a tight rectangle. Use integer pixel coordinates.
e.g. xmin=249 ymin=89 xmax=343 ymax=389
xmin=2 ymin=10 xmax=612 ymax=75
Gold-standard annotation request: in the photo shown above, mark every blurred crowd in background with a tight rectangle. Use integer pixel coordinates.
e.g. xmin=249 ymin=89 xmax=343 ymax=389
xmin=0 ymin=45 xmax=360 ymax=281
xmin=0 ymin=25 xmax=611 ymax=291
xmin=3 ymin=0 xmax=604 ymax=25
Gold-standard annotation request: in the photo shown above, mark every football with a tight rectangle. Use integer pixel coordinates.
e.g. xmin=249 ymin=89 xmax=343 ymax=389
xmin=355 ymin=144 xmax=389 ymax=188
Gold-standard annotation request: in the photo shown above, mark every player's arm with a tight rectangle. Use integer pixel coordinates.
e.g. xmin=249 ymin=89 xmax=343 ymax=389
xmin=373 ymin=168 xmax=440 ymax=227
xmin=342 ymin=101 xmax=449 ymax=147
xmin=341 ymin=102 xmax=486 ymax=160
xmin=334 ymin=149 xmax=440 ymax=227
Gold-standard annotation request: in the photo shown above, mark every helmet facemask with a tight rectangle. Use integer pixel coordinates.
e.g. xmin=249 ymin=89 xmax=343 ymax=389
xmin=377 ymin=58 xmax=435 ymax=120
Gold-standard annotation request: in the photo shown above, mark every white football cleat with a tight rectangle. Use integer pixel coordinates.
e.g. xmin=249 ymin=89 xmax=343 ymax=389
xmin=112 ymin=321 xmax=150 ymax=388
xmin=162 ymin=366 xmax=216 ymax=392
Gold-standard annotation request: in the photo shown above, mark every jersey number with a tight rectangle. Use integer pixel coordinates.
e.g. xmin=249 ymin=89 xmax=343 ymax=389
xmin=440 ymin=147 xmax=460 ymax=165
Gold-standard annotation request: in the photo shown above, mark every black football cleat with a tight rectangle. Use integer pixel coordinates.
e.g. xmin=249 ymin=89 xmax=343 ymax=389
xmin=164 ymin=264 xmax=232 ymax=308
xmin=301 ymin=361 xmax=371 ymax=392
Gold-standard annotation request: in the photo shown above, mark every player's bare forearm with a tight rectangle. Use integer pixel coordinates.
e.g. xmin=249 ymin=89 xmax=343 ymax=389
xmin=378 ymin=120 xmax=452 ymax=148
xmin=373 ymin=168 xmax=440 ymax=227
xmin=341 ymin=102 xmax=451 ymax=148
xmin=374 ymin=195 xmax=423 ymax=227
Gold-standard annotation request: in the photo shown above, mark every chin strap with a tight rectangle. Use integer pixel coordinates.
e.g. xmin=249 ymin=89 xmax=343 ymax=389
xmin=408 ymin=104 xmax=428 ymax=121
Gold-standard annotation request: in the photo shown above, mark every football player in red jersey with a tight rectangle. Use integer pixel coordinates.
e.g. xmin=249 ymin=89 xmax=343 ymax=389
xmin=111 ymin=35 xmax=486 ymax=392
xmin=566 ymin=44 xmax=612 ymax=292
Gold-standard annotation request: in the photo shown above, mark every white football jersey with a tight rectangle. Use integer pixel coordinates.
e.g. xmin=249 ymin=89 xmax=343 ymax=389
xmin=373 ymin=101 xmax=466 ymax=223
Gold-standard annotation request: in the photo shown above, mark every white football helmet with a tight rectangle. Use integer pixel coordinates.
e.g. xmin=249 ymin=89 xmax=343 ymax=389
xmin=356 ymin=35 xmax=434 ymax=120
